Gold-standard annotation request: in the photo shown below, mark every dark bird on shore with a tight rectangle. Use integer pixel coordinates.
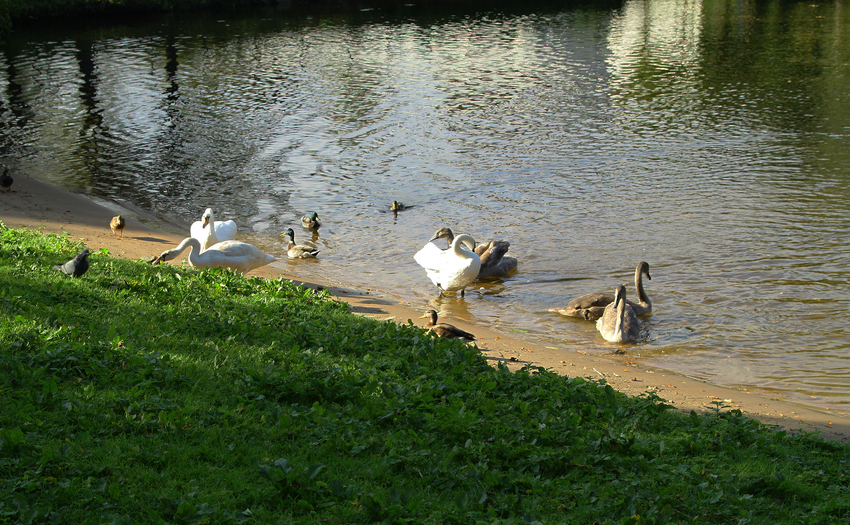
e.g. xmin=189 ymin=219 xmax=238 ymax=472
xmin=0 ymin=168 xmax=12 ymax=192
xmin=53 ymin=248 xmax=90 ymax=277
xmin=419 ymin=309 xmax=477 ymax=341
xmin=301 ymin=211 xmax=321 ymax=230
xmin=110 ymin=215 xmax=126 ymax=237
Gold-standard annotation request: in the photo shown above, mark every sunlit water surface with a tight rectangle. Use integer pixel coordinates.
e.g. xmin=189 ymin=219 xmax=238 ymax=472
xmin=2 ymin=0 xmax=849 ymax=412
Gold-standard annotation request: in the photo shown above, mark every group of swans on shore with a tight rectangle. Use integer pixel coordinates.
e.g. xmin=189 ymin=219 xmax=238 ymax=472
xmin=548 ymin=261 xmax=652 ymax=343
xmin=151 ymin=208 xmax=321 ymax=274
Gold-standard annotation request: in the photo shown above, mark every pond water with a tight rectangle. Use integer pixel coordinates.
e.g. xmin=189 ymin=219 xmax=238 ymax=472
xmin=2 ymin=0 xmax=849 ymax=412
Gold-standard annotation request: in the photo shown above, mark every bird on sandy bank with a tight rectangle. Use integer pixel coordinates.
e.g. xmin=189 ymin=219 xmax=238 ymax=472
xmin=419 ymin=309 xmax=477 ymax=341
xmin=110 ymin=215 xmax=126 ymax=237
xmin=281 ymin=228 xmax=319 ymax=259
xmin=0 ymin=168 xmax=13 ymax=193
xmin=151 ymin=237 xmax=277 ymax=274
xmin=53 ymin=248 xmax=90 ymax=277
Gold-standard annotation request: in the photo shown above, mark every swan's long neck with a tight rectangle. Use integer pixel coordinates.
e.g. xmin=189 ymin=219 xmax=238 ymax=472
xmin=451 ymin=234 xmax=476 ymax=259
xmin=614 ymin=293 xmax=626 ymax=334
xmin=173 ymin=237 xmax=202 ymax=265
xmin=634 ymin=267 xmax=651 ymax=307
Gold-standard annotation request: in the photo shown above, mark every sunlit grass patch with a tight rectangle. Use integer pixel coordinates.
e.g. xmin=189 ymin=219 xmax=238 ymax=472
xmin=1 ymin=222 xmax=848 ymax=524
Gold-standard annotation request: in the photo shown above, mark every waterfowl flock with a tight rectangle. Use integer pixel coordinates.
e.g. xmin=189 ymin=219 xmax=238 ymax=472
xmin=87 ymin=200 xmax=650 ymax=347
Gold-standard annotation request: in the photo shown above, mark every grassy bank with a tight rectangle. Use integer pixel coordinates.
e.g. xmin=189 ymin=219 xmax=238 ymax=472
xmin=1 ymin=223 xmax=848 ymax=524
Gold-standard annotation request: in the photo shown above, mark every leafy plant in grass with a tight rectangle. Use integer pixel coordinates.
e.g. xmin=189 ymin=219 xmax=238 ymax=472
xmin=1 ymin=222 xmax=849 ymax=524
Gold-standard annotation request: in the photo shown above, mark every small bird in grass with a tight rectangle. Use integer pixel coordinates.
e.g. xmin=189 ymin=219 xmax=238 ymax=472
xmin=53 ymin=248 xmax=90 ymax=277
xmin=419 ymin=309 xmax=477 ymax=341
xmin=0 ymin=168 xmax=12 ymax=193
xmin=301 ymin=211 xmax=321 ymax=230
xmin=110 ymin=215 xmax=126 ymax=237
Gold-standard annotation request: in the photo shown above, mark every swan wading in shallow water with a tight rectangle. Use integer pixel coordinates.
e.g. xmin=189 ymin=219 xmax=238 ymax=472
xmin=421 ymin=227 xmax=517 ymax=279
xmin=414 ymin=232 xmax=480 ymax=297
xmin=301 ymin=211 xmax=321 ymax=230
xmin=190 ymin=208 xmax=237 ymax=252
xmin=151 ymin=237 xmax=277 ymax=274
xmin=596 ymin=284 xmax=640 ymax=343
xmin=281 ymin=228 xmax=319 ymax=259
xmin=549 ymin=261 xmax=652 ymax=321
xmin=419 ymin=309 xmax=476 ymax=341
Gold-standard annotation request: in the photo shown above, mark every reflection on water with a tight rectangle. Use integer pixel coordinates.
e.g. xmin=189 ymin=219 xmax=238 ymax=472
xmin=1 ymin=0 xmax=849 ymax=412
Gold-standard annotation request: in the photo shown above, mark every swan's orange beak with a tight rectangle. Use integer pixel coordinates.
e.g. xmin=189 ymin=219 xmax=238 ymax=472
xmin=203 ymin=217 xmax=210 ymax=228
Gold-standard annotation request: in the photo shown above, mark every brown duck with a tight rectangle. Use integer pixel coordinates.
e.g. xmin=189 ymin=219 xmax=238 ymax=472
xmin=419 ymin=309 xmax=476 ymax=341
xmin=110 ymin=215 xmax=126 ymax=237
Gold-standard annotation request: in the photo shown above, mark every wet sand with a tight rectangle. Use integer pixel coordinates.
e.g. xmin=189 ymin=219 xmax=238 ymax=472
xmin=2 ymin=173 xmax=848 ymax=442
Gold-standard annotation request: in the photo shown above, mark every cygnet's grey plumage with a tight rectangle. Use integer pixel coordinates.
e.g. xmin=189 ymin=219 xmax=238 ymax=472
xmin=549 ymin=261 xmax=652 ymax=321
xmin=596 ymin=284 xmax=640 ymax=343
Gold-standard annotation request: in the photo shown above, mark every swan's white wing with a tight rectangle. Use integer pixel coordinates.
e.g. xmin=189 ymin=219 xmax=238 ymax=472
xmin=190 ymin=220 xmax=205 ymax=241
xmin=213 ymin=220 xmax=237 ymax=242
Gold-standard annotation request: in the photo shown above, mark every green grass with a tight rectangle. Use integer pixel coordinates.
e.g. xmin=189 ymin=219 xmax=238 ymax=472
xmin=1 ymin=222 xmax=848 ymax=524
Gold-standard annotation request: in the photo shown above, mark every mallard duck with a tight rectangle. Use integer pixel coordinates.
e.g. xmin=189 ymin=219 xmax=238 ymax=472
xmin=391 ymin=201 xmax=405 ymax=212
xmin=549 ymin=262 xmax=652 ymax=321
xmin=419 ymin=309 xmax=476 ymax=341
xmin=414 ymin=232 xmax=480 ymax=297
xmin=426 ymin=227 xmax=517 ymax=279
xmin=190 ymin=208 xmax=237 ymax=252
xmin=150 ymin=237 xmax=277 ymax=274
xmin=281 ymin=228 xmax=319 ymax=258
xmin=301 ymin=211 xmax=321 ymax=230
xmin=596 ymin=284 xmax=640 ymax=343
xmin=53 ymin=248 xmax=90 ymax=277
xmin=0 ymin=168 xmax=12 ymax=192
xmin=110 ymin=215 xmax=126 ymax=237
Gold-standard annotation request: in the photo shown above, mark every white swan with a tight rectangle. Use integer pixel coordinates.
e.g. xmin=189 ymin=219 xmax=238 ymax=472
xmin=596 ymin=284 xmax=640 ymax=343
xmin=150 ymin=237 xmax=278 ymax=274
xmin=190 ymin=208 xmax=237 ymax=252
xmin=426 ymin=227 xmax=517 ymax=279
xmin=281 ymin=228 xmax=319 ymax=259
xmin=549 ymin=261 xmax=652 ymax=321
xmin=414 ymin=233 xmax=481 ymax=296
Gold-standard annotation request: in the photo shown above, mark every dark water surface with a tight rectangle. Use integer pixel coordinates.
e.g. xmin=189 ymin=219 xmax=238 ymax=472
xmin=2 ymin=0 xmax=849 ymax=412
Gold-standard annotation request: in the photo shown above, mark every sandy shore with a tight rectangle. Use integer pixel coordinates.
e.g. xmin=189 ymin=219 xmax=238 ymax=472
xmin=2 ymin=173 xmax=848 ymax=443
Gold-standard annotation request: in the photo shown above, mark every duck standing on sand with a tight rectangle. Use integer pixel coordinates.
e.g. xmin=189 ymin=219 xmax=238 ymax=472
xmin=419 ymin=309 xmax=476 ymax=341
xmin=0 ymin=168 xmax=12 ymax=193
xmin=110 ymin=215 xmax=126 ymax=237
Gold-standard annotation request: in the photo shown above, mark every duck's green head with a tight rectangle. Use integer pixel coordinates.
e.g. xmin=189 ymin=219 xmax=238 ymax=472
xmin=281 ymin=228 xmax=295 ymax=241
